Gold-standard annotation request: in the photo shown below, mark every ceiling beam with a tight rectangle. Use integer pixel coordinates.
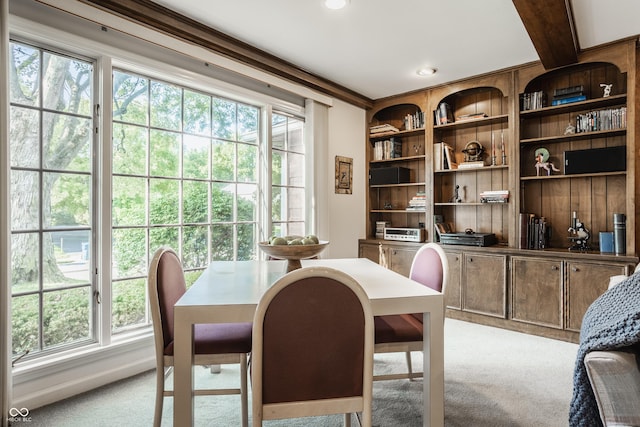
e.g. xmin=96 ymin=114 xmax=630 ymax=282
xmin=77 ymin=0 xmax=373 ymax=109
xmin=512 ymin=0 xmax=578 ymax=69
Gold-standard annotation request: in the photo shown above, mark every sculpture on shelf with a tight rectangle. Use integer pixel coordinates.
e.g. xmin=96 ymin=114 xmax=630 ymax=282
xmin=534 ymin=147 xmax=560 ymax=176
xmin=564 ymin=122 xmax=575 ymax=135
xmin=600 ymin=83 xmax=613 ymax=97
xmin=462 ymin=140 xmax=484 ymax=162
xmin=450 ymin=184 xmax=462 ymax=203
xmin=568 ymin=211 xmax=591 ymax=251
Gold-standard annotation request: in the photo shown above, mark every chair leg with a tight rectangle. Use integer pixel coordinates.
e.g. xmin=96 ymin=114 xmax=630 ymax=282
xmin=153 ymin=366 xmax=166 ymax=427
xmin=344 ymin=413 xmax=351 ymax=427
xmin=405 ymin=351 xmax=413 ymax=380
xmin=241 ymin=353 xmax=249 ymax=427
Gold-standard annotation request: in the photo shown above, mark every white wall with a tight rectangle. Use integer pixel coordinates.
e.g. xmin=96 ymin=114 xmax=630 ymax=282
xmin=324 ymin=100 xmax=367 ymax=259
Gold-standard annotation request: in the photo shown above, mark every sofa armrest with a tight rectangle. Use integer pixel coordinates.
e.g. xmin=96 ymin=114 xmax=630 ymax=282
xmin=584 ymin=350 xmax=640 ymax=426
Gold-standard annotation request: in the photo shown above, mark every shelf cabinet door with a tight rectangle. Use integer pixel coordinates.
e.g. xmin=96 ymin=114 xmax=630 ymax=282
xmin=444 ymin=250 xmax=462 ymax=310
xmin=359 ymin=242 xmax=381 ymax=264
xmin=565 ymin=261 xmax=628 ymax=332
xmin=462 ymin=252 xmax=507 ymax=318
xmin=388 ymin=246 xmax=417 ymax=277
xmin=511 ymin=257 xmax=563 ymax=329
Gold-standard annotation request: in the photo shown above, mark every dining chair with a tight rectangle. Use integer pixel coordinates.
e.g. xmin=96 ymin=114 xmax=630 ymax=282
xmin=251 ymin=266 xmax=374 ymax=427
xmin=148 ymin=246 xmax=252 ymax=427
xmin=373 ymin=242 xmax=448 ymax=381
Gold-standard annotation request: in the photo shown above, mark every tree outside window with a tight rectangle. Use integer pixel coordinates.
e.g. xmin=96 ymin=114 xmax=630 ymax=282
xmin=9 ymin=41 xmax=95 ymax=357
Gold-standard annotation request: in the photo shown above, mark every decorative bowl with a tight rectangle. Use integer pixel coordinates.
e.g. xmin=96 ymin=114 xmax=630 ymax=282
xmin=259 ymin=240 xmax=329 ymax=272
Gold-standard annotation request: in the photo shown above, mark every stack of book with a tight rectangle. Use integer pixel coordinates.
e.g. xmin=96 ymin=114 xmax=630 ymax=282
xmin=519 ymin=213 xmax=550 ymax=249
xmin=370 ymin=124 xmax=399 ymax=135
xmin=458 ymin=161 xmax=485 ymax=169
xmin=372 ymin=137 xmax=402 ymax=160
xmin=480 ymin=190 xmax=509 ymax=203
xmin=551 ymin=85 xmax=586 ymax=106
xmin=456 ymin=112 xmax=487 ymax=122
xmin=376 ymin=221 xmax=390 ymax=239
xmin=406 ymin=192 xmax=426 ymax=211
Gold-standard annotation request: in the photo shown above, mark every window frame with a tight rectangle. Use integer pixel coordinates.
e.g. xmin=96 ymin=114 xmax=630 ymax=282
xmin=7 ymin=34 xmax=311 ymax=363
xmin=8 ymin=39 xmax=99 ymax=359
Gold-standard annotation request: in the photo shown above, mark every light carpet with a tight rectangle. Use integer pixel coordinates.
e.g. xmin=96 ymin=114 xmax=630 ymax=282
xmin=27 ymin=319 xmax=579 ymax=426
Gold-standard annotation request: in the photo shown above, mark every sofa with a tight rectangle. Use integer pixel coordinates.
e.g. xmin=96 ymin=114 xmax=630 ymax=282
xmin=578 ymin=264 xmax=640 ymax=427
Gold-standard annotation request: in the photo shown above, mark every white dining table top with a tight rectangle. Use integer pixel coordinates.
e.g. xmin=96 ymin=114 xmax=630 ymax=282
xmin=176 ymin=257 xmax=443 ymax=320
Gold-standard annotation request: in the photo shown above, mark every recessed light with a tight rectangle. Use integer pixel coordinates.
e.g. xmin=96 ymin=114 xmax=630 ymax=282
xmin=325 ymin=0 xmax=349 ymax=10
xmin=417 ymin=68 xmax=436 ymax=76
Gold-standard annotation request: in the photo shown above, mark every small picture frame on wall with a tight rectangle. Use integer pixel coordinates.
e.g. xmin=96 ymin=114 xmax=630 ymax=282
xmin=335 ymin=156 xmax=353 ymax=194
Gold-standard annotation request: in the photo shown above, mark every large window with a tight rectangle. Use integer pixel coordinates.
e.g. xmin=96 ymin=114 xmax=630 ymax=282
xmin=9 ymin=41 xmax=95 ymax=357
xmin=111 ymin=70 xmax=260 ymax=331
xmin=271 ymin=113 xmax=305 ymax=237
xmin=8 ymin=38 xmax=307 ymax=360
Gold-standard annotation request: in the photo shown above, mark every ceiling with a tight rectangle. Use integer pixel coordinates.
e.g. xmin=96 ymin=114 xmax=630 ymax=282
xmin=147 ymin=0 xmax=640 ymax=101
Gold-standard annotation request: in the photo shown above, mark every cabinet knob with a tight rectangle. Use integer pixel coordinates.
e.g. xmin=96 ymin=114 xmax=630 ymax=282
xmin=551 ymin=265 xmax=559 ymax=271
xmin=572 ymin=267 xmax=579 ymax=272
xmin=468 ymin=257 xmax=473 ymax=262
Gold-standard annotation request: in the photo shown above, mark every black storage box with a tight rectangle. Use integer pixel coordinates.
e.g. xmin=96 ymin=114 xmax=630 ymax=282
xmin=369 ymin=167 xmax=410 ymax=185
xmin=564 ymin=145 xmax=626 ymax=175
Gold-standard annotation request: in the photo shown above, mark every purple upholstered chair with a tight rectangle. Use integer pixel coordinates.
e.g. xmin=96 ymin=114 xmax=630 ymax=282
xmin=148 ymin=246 xmax=251 ymax=427
xmin=251 ymin=266 xmax=374 ymax=427
xmin=373 ymin=242 xmax=448 ymax=381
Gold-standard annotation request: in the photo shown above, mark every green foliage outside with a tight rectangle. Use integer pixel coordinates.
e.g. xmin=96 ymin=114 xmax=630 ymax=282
xmin=110 ymin=72 xmax=260 ymax=331
xmin=9 ymin=44 xmax=295 ymax=358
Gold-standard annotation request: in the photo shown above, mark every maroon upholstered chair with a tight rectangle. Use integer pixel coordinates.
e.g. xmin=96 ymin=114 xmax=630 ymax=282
xmin=251 ymin=266 xmax=374 ymax=427
xmin=374 ymin=242 xmax=448 ymax=381
xmin=148 ymin=246 xmax=252 ymax=427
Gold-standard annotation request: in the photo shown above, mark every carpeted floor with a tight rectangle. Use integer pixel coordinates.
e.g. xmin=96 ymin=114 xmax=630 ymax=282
xmin=28 ymin=319 xmax=579 ymax=426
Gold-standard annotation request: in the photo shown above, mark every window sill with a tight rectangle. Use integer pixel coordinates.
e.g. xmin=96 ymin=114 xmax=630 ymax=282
xmin=12 ymin=329 xmax=155 ymax=409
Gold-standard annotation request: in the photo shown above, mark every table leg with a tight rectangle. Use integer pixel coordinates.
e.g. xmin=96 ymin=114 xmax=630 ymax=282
xmin=174 ymin=310 xmax=195 ymax=426
xmin=423 ymin=307 xmax=444 ymax=427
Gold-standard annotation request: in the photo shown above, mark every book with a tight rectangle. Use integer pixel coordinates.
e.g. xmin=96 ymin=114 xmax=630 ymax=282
xmin=519 ymin=213 xmax=550 ymax=249
xmin=456 ymin=112 xmax=487 ymax=122
xmin=433 ymin=142 xmax=443 ymax=171
xmin=553 ymin=91 xmax=584 ymax=101
xmin=521 ymin=90 xmax=546 ymax=111
xmin=370 ymin=124 xmax=399 ymax=134
xmin=480 ymin=190 xmax=509 ymax=203
xmin=434 ymin=102 xmax=454 ymax=125
xmin=554 ymin=85 xmax=584 ymax=97
xmin=372 ymin=137 xmax=402 ymax=160
xmin=458 ymin=161 xmax=485 ymax=169
xmin=443 ymin=143 xmax=457 ymax=169
xmin=551 ymin=95 xmax=586 ymax=106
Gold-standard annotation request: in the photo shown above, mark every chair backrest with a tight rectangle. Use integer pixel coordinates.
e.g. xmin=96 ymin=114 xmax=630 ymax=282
xmin=409 ymin=242 xmax=449 ymax=294
xmin=148 ymin=246 xmax=187 ymax=355
xmin=252 ymin=266 xmax=373 ymax=420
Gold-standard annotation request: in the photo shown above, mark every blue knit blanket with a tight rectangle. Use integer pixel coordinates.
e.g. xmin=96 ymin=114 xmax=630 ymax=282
xmin=569 ymin=272 xmax=640 ymax=427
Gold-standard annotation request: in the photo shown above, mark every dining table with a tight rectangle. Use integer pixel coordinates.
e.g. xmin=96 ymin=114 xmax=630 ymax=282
xmin=173 ymin=257 xmax=444 ymax=427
